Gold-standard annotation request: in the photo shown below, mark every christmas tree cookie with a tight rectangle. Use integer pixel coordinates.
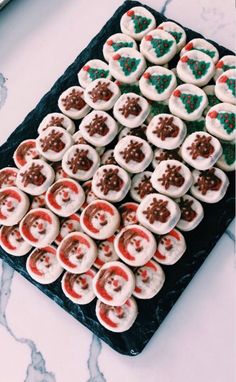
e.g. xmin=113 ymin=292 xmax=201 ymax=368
xmin=139 ymin=65 xmax=177 ymax=101
xmin=205 ymin=103 xmax=236 ymax=141
xmin=216 ymin=141 xmax=235 ymax=172
xmin=84 ymin=79 xmax=121 ymax=111
xmin=120 ymin=6 xmax=156 ymax=41
xmin=109 ymin=47 xmax=146 ymax=83
xmin=158 ymin=21 xmax=186 ymax=52
xmin=177 ymin=50 xmax=214 ymax=87
xmin=169 ymin=84 xmax=208 ymax=121
xmin=58 ymin=86 xmax=91 ymax=120
xmin=215 ymin=69 xmax=236 ymax=105
xmin=113 ymin=92 xmax=150 ymax=128
xmin=103 ymin=33 xmax=137 ymax=62
xmin=140 ymin=29 xmax=177 ymax=65
xmin=77 ymin=59 xmax=111 ymax=88
xmin=214 ymin=55 xmax=236 ymax=82
xmin=202 ymin=85 xmax=221 ymax=115
xmin=180 ymin=38 xmax=219 ymax=64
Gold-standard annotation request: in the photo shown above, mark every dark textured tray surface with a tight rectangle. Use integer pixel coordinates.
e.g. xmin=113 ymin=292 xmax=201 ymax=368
xmin=0 ymin=1 xmax=235 ymax=356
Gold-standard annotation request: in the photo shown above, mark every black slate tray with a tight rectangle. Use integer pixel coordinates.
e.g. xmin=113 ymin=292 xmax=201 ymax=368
xmin=0 ymin=1 xmax=235 ymax=356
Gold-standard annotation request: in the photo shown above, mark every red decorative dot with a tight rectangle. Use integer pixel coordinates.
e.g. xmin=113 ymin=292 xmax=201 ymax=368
xmin=83 ymin=65 xmax=90 ymax=72
xmin=219 ymin=75 xmax=228 ymax=83
xmin=185 ymin=42 xmax=193 ymax=51
xmin=145 ymin=35 xmax=153 ymax=41
xmin=143 ymin=72 xmax=151 ymax=79
xmin=173 ymin=89 xmax=181 ymax=97
xmin=216 ymin=60 xmax=224 ymax=69
xmin=180 ymin=56 xmax=189 ymax=63
xmin=127 ymin=10 xmax=135 ymax=17
xmin=113 ymin=53 xmax=121 ymax=61
xmin=107 ymin=39 xmax=113 ymax=46
xmin=208 ymin=110 xmax=218 ymax=119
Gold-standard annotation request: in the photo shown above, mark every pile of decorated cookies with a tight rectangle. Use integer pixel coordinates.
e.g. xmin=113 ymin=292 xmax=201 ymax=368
xmin=0 ymin=6 xmax=235 ymax=333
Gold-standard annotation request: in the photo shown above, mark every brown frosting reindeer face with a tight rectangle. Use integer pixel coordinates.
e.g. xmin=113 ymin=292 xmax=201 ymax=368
xmin=20 ymin=163 xmax=46 ymax=187
xmin=40 ymin=130 xmax=65 ymax=153
xmin=119 ymin=96 xmax=142 ymax=118
xmin=62 ymin=88 xmax=86 ymax=111
xmin=88 ymin=81 xmax=113 ymax=103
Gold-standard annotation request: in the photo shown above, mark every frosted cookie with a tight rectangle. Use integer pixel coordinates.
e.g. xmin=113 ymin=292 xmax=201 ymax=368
xmin=120 ymin=6 xmax=156 ymax=40
xmin=214 ymin=55 xmax=236 ymax=82
xmin=57 ymin=231 xmax=97 ymax=274
xmin=180 ymin=38 xmax=219 ymax=64
xmin=78 ymin=59 xmax=111 ymax=88
xmin=151 ymin=159 xmax=192 ymax=198
xmin=119 ymin=202 xmax=139 ymax=226
xmin=118 ymin=124 xmax=147 ymax=140
xmin=80 ymin=200 xmax=120 ymax=240
xmin=152 ymin=148 xmax=182 ymax=168
xmin=96 ymin=297 xmax=138 ymax=332
xmin=101 ymin=150 xmax=117 ymax=165
xmin=0 ymin=225 xmax=32 ymax=256
xmin=79 ymin=111 xmax=118 ymax=147
xmin=114 ymin=136 xmax=152 ymax=173
xmin=177 ymin=50 xmax=215 ymax=87
xmin=84 ymin=79 xmax=121 ymax=111
xmin=139 ymin=66 xmax=177 ymax=101
xmin=190 ymin=167 xmax=229 ymax=203
xmin=80 ymin=180 xmax=97 ymax=210
xmin=36 ymin=127 xmax=73 ymax=162
xmin=215 ymin=69 xmax=236 ymax=105
xmin=158 ymin=21 xmax=186 ymax=51
xmin=110 ymin=48 xmax=146 ymax=85
xmin=55 ymin=214 xmax=81 ymax=245
xmin=0 ymin=167 xmax=18 ymax=189
xmin=114 ymin=93 xmax=149 ymax=128
xmin=205 ymin=103 xmax=236 ymax=141
xmin=38 ymin=112 xmax=75 ymax=135
xmin=181 ymin=132 xmax=222 ymax=170
xmin=26 ymin=246 xmax=63 ymax=284
xmin=46 ymin=178 xmax=85 ymax=217
xmin=130 ymin=171 xmax=155 ymax=202
xmin=93 ymin=261 xmax=135 ymax=306
xmin=94 ymin=236 xmax=119 ymax=269
xmin=114 ymin=224 xmax=156 ymax=267
xmin=133 ymin=259 xmax=165 ymax=299
xmin=92 ymin=165 xmax=130 ymax=202
xmin=51 ymin=162 xmax=69 ymax=180
xmin=115 ymin=80 xmax=141 ymax=95
xmin=140 ymin=29 xmax=177 ymax=65
xmin=137 ymin=193 xmax=181 ymax=235
xmin=146 ymin=113 xmax=186 ymax=149
xmin=13 ymin=140 xmax=41 ymax=168
xmin=153 ymin=229 xmax=186 ymax=265
xmin=16 ymin=159 xmax=55 ymax=196
xmin=62 ymin=144 xmax=100 ymax=181
xmin=202 ymin=85 xmax=221 ymax=115
xmin=169 ymin=84 xmax=208 ymax=121
xmin=61 ymin=269 xmax=96 ymax=305
xmin=176 ymin=194 xmax=204 ymax=231
xmin=31 ymin=193 xmax=46 ymax=209
xmin=0 ymin=187 xmax=29 ymax=226
xmin=216 ymin=141 xmax=235 ymax=172
xmin=20 ymin=208 xmax=59 ymax=248
xmin=103 ymin=33 xmax=137 ymax=62
xmin=58 ymin=86 xmax=90 ymax=120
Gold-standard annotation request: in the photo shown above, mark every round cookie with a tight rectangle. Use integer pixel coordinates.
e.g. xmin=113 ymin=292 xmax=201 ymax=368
xmin=153 ymin=229 xmax=186 ymax=265
xmin=94 ymin=236 xmax=119 ymax=269
xmin=101 ymin=150 xmax=117 ymax=165
xmin=130 ymin=171 xmax=155 ymax=202
xmin=103 ymin=33 xmax=137 ymax=62
xmin=55 ymin=214 xmax=81 ymax=245
xmin=38 ymin=112 xmax=75 ymax=135
xmin=157 ymin=21 xmax=186 ymax=51
xmin=216 ymin=141 xmax=235 ymax=172
xmin=215 ymin=69 xmax=236 ymax=105
xmin=205 ymin=103 xmax=236 ymax=141
xmin=203 ymin=85 xmax=221 ymax=115
xmin=0 ymin=167 xmax=18 ymax=189
xmin=152 ymin=148 xmax=182 ymax=168
xmin=36 ymin=126 xmax=73 ymax=162
xmin=176 ymin=194 xmax=204 ymax=231
xmin=31 ymin=193 xmax=46 ymax=209
xmin=80 ymin=180 xmax=98 ymax=210
xmin=139 ymin=66 xmax=177 ymax=101
xmin=133 ymin=259 xmax=165 ymax=299
xmin=13 ymin=140 xmax=41 ymax=168
xmin=61 ymin=269 xmax=97 ymax=305
xmin=120 ymin=6 xmax=156 ymax=41
xmin=119 ymin=202 xmax=139 ymax=227
xmin=84 ymin=79 xmax=121 ymax=110
xmin=0 ymin=187 xmax=29 ymax=226
xmin=109 ymin=48 xmax=146 ymax=84
xmin=58 ymin=86 xmax=90 ymax=119
xmin=180 ymin=38 xmax=219 ymax=64
xmin=214 ymin=55 xmax=236 ymax=82
xmin=78 ymin=59 xmax=111 ymax=88
xmin=0 ymin=224 xmax=32 ymax=256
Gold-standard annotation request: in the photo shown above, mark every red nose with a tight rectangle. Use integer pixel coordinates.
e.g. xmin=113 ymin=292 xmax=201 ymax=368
xmin=113 ymin=279 xmax=119 ymax=288
xmin=38 ymin=223 xmax=44 ymax=231
xmin=63 ymin=191 xmax=69 ymax=198
xmin=103 ymin=245 xmax=110 ymax=252
xmin=7 ymin=201 xmax=12 ymax=208
xmin=67 ymin=223 xmax=74 ymax=230
xmin=100 ymin=214 xmax=105 ymax=222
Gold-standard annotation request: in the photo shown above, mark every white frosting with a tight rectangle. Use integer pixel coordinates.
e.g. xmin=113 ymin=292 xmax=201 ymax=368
xmin=36 ymin=126 xmax=73 ymax=162
xmin=180 ymin=38 xmax=219 ymax=64
xmin=133 ymin=260 xmax=165 ymax=299
xmin=176 ymin=194 xmax=204 ymax=231
xmin=0 ymin=225 xmax=32 ymax=256
xmin=120 ymin=6 xmax=156 ymax=40
xmin=84 ymin=79 xmax=121 ymax=111
xmin=158 ymin=21 xmax=186 ymax=51
xmin=0 ymin=167 xmax=18 ymax=189
xmin=61 ymin=269 xmax=96 ymax=304
xmin=13 ymin=140 xmax=41 ymax=168
xmin=140 ymin=29 xmax=177 ymax=65
xmin=114 ymin=92 xmax=150 ymax=128
xmin=153 ymin=229 xmax=186 ymax=265
xmin=205 ymin=103 xmax=236 ymax=141
xmin=103 ymin=33 xmax=137 ymax=62
xmin=58 ymin=86 xmax=91 ymax=119
xmin=77 ymin=59 xmax=111 ymax=88
xmin=94 ymin=239 xmax=118 ymax=269
xmin=0 ymin=187 xmax=29 ymax=226
xmin=38 ymin=112 xmax=75 ymax=135
xmin=214 ymin=55 xmax=236 ymax=82
xmin=215 ymin=69 xmax=236 ymax=105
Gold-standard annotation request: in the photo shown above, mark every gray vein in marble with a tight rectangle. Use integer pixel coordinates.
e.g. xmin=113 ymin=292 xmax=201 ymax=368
xmin=225 ymin=229 xmax=235 ymax=243
xmin=0 ymin=73 xmax=8 ymax=109
xmin=0 ymin=261 xmax=56 ymax=382
xmin=87 ymin=334 xmax=106 ymax=382
xmin=160 ymin=0 xmax=172 ymax=15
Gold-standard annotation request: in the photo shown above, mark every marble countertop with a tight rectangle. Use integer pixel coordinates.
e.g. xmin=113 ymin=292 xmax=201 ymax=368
xmin=0 ymin=0 xmax=235 ymax=381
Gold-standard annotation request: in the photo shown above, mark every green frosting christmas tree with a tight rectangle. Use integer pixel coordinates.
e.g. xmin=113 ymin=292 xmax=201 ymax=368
xmin=186 ymin=119 xmax=205 ymax=134
xmin=226 ymin=78 xmax=236 ymax=97
xmin=151 ymin=38 xmax=174 ymax=57
xmin=87 ymin=67 xmax=109 ymax=81
xmin=112 ymin=41 xmax=133 ymax=52
xmin=180 ymin=93 xmax=203 ymax=113
xmin=217 ymin=112 xmax=235 ymax=135
xmin=131 ymin=14 xmax=151 ymax=33
xmin=222 ymin=142 xmax=235 ymax=165
xmin=169 ymin=31 xmax=182 ymax=44
xmin=186 ymin=59 xmax=211 ymax=79
xmin=197 ymin=48 xmax=215 ymax=59
xmin=149 ymin=74 xmax=172 ymax=94
xmin=118 ymin=56 xmax=141 ymax=76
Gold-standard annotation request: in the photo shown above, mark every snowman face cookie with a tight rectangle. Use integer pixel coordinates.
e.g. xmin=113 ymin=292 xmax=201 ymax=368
xmin=130 ymin=171 xmax=155 ymax=202
xmin=120 ymin=6 xmax=156 ymax=40
xmin=46 ymin=178 xmax=85 ymax=217
xmin=176 ymin=194 xmax=204 ymax=231
xmin=13 ymin=140 xmax=41 ymax=168
xmin=133 ymin=260 xmax=165 ymax=299
xmin=158 ymin=21 xmax=186 ymax=51
xmin=140 ymin=29 xmax=177 ymax=65
xmin=55 ymin=214 xmax=81 ymax=245
xmin=114 ymin=93 xmax=150 ymax=128
xmin=0 ymin=167 xmax=18 ymax=189
xmin=38 ymin=112 xmax=75 ymax=135
xmin=153 ymin=229 xmax=186 ymax=265
xmin=0 ymin=187 xmax=29 ymax=226
xmin=214 ymin=55 xmax=236 ymax=82
xmin=84 ymin=79 xmax=121 ymax=111
xmin=58 ymin=86 xmax=90 ymax=119
xmin=109 ymin=48 xmax=146 ymax=84
xmin=205 ymin=103 xmax=236 ymax=141
xmin=61 ymin=269 xmax=97 ymax=305
xmin=36 ymin=127 xmax=73 ymax=162
xmin=152 ymin=148 xmax=182 ymax=168
xmin=114 ymin=224 xmax=157 ymax=267
xmin=103 ymin=33 xmax=137 ymax=62
xmin=180 ymin=38 xmax=219 ymax=64
xmin=94 ymin=236 xmax=119 ymax=269
xmin=57 ymin=232 xmax=97 ymax=274
xmin=78 ymin=59 xmax=111 ymax=88
xmin=93 ymin=261 xmax=135 ymax=306
xmin=0 ymin=224 xmax=32 ymax=256
xmin=216 ymin=141 xmax=235 ymax=172
xmin=26 ymin=246 xmax=63 ymax=284
xmin=215 ymin=69 xmax=236 ymax=105
xmin=119 ymin=202 xmax=139 ymax=227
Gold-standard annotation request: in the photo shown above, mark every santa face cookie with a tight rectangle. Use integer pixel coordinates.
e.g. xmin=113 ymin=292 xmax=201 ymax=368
xmin=205 ymin=103 xmax=236 ymax=141
xmin=169 ymin=84 xmax=208 ymax=121
xmin=216 ymin=141 xmax=235 ymax=172
xmin=61 ymin=269 xmax=96 ymax=305
xmin=20 ymin=208 xmax=59 ymax=248
xmin=101 ymin=150 xmax=117 ymax=166
xmin=92 ymin=165 xmax=130 ymax=203
xmin=52 ymin=162 xmax=69 ymax=181
xmin=13 ymin=140 xmax=41 ymax=168
xmin=176 ymin=194 xmax=204 ymax=231
xmin=55 ymin=214 xmax=81 ymax=245
xmin=177 ymin=50 xmax=215 ymax=87
xmin=26 ymin=246 xmax=63 ymax=284
xmin=78 ymin=59 xmax=111 ymax=88
xmin=94 ymin=236 xmax=119 ymax=269
xmin=215 ymin=69 xmax=236 ymax=105
xmin=0 ymin=225 xmax=32 ymax=256
xmin=79 ymin=111 xmax=118 ymax=147
xmin=31 ymin=193 xmax=46 ymax=209
xmin=180 ymin=38 xmax=219 ymax=64
xmin=36 ymin=127 xmax=73 ymax=162
xmin=139 ymin=66 xmax=177 ymax=101
xmin=80 ymin=200 xmax=120 ymax=240
xmin=38 ymin=112 xmax=75 ymax=135
xmin=214 ymin=55 xmax=236 ymax=82
xmin=103 ymin=33 xmax=137 ymax=62
xmin=120 ymin=6 xmax=156 ymax=41
xmin=96 ymin=297 xmax=138 ymax=332
xmin=119 ymin=202 xmax=138 ymax=227
xmin=57 ymin=232 xmax=97 ymax=274
xmin=133 ymin=260 xmax=165 ymax=299
xmin=0 ymin=187 xmax=29 ymax=226
xmin=0 ymin=167 xmax=18 ymax=189
xmin=93 ymin=261 xmax=135 ymax=306
xmin=62 ymin=144 xmax=100 ymax=181
xmin=158 ymin=21 xmax=186 ymax=52
xmin=16 ymin=160 xmax=55 ymax=196
xmin=191 ymin=167 xmax=229 ymax=203
xmin=84 ymin=79 xmax=121 ymax=111
xmin=154 ymin=229 xmax=186 ymax=265
xmin=151 ymin=160 xmax=192 ymax=198
xmin=137 ymin=193 xmax=181 ymax=235
xmin=109 ymin=48 xmax=146 ymax=84
xmin=46 ymin=179 xmax=85 ymax=217
xmin=114 ymin=136 xmax=152 ymax=173
xmin=146 ymin=113 xmax=186 ymax=149
xmin=130 ymin=171 xmax=155 ymax=202
xmin=140 ymin=29 xmax=177 ymax=65
xmin=152 ymin=148 xmax=182 ymax=168
xmin=114 ymin=224 xmax=156 ymax=267
xmin=58 ymin=86 xmax=90 ymax=120
xmin=80 ymin=180 xmax=97 ymax=210
xmin=114 ymin=93 xmax=150 ymax=128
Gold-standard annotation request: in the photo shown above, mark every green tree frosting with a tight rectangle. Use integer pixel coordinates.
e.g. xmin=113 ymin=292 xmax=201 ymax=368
xmin=149 ymin=74 xmax=172 ymax=93
xmin=151 ymin=38 xmax=174 ymax=57
xmin=180 ymin=93 xmax=203 ymax=113
xmin=131 ymin=14 xmax=151 ymax=33
xmin=118 ymin=56 xmax=141 ymax=76
xmin=186 ymin=59 xmax=211 ymax=79
xmin=217 ymin=112 xmax=235 ymax=135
